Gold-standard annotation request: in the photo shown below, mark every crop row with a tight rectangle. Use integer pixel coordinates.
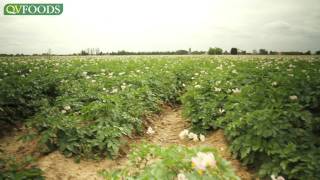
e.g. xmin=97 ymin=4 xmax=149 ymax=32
xmin=181 ymin=57 xmax=320 ymax=179
xmin=1 ymin=55 xmax=320 ymax=179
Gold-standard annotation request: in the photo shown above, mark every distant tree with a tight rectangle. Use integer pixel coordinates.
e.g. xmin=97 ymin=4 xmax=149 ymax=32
xmin=230 ymin=48 xmax=238 ymax=55
xmin=191 ymin=51 xmax=206 ymax=55
xmin=81 ymin=50 xmax=89 ymax=55
xmin=259 ymin=49 xmax=268 ymax=55
xmin=304 ymin=51 xmax=311 ymax=55
xmin=316 ymin=51 xmax=320 ymax=55
xmin=117 ymin=50 xmax=128 ymax=55
xmin=269 ymin=51 xmax=279 ymax=55
xmin=215 ymin=48 xmax=223 ymax=54
xmin=239 ymin=50 xmax=246 ymax=55
xmin=208 ymin=47 xmax=223 ymax=55
xmin=280 ymin=51 xmax=303 ymax=55
xmin=176 ymin=50 xmax=189 ymax=55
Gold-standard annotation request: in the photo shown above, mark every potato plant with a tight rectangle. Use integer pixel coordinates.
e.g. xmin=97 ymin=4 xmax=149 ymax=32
xmin=1 ymin=55 xmax=319 ymax=179
xmin=100 ymin=143 xmax=239 ymax=180
xmin=181 ymin=57 xmax=320 ymax=179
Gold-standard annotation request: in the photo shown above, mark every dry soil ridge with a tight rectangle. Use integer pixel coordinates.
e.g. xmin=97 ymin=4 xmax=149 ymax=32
xmin=0 ymin=107 xmax=254 ymax=180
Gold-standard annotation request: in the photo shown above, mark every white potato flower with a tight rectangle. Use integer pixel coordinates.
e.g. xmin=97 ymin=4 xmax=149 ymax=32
xmin=218 ymin=108 xmax=225 ymax=114
xmin=216 ymin=65 xmax=223 ymax=70
xmin=232 ymin=88 xmax=241 ymax=94
xmin=121 ymin=83 xmax=127 ymax=90
xmin=289 ymin=95 xmax=298 ymax=100
xmin=146 ymin=127 xmax=155 ymax=135
xmin=64 ymin=105 xmax=71 ymax=111
xmin=199 ymin=134 xmax=205 ymax=142
xmin=179 ymin=129 xmax=189 ymax=140
xmin=193 ymin=135 xmax=199 ymax=142
xmin=271 ymin=175 xmax=285 ymax=180
xmin=111 ymin=88 xmax=118 ymax=93
xmin=191 ymin=152 xmax=216 ymax=174
xmin=214 ymin=87 xmax=221 ymax=92
xmin=188 ymin=132 xmax=198 ymax=142
xmin=188 ymin=132 xmax=196 ymax=139
xmin=177 ymin=173 xmax=188 ymax=180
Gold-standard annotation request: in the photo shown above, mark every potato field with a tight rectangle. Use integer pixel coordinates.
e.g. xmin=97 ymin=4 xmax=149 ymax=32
xmin=1 ymin=55 xmax=320 ymax=180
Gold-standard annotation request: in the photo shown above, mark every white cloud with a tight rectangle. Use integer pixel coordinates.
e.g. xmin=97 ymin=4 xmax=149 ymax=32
xmin=0 ymin=0 xmax=319 ymax=54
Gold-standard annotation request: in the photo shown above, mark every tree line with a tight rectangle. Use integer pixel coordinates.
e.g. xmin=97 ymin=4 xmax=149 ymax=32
xmin=79 ymin=49 xmax=206 ymax=56
xmin=0 ymin=48 xmax=319 ymax=57
xmin=79 ymin=48 xmax=318 ymax=56
xmin=207 ymin=47 xmax=316 ymax=55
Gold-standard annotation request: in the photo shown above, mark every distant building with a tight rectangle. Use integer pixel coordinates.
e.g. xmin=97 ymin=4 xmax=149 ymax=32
xmin=252 ymin=50 xmax=257 ymax=55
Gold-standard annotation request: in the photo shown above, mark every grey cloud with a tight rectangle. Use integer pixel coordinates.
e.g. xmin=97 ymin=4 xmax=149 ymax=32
xmin=0 ymin=0 xmax=319 ymax=54
xmin=264 ymin=21 xmax=292 ymax=32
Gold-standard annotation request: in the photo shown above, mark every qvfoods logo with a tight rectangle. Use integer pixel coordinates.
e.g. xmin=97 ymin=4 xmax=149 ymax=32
xmin=4 ymin=4 xmax=63 ymax=15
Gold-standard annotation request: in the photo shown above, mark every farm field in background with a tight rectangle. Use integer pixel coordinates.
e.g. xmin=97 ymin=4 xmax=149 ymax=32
xmin=1 ymin=55 xmax=320 ymax=179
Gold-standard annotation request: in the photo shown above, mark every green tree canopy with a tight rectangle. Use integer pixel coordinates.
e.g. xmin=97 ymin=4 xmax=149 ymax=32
xmin=208 ymin=47 xmax=223 ymax=55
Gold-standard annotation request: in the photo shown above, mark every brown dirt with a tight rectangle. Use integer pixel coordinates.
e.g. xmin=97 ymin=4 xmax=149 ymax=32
xmin=0 ymin=129 xmax=39 ymax=161
xmin=37 ymin=152 xmax=121 ymax=180
xmin=147 ymin=107 xmax=255 ymax=180
xmin=0 ymin=129 xmax=129 ymax=180
xmin=0 ymin=107 xmax=255 ymax=180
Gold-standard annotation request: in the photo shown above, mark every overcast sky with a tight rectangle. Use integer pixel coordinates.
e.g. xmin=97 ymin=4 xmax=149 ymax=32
xmin=0 ymin=0 xmax=319 ymax=54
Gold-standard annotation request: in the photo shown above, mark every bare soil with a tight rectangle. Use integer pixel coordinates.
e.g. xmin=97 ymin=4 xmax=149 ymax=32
xmin=147 ymin=107 xmax=254 ymax=180
xmin=0 ymin=107 xmax=255 ymax=180
xmin=37 ymin=152 xmax=117 ymax=180
xmin=0 ymin=128 xmax=39 ymax=161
